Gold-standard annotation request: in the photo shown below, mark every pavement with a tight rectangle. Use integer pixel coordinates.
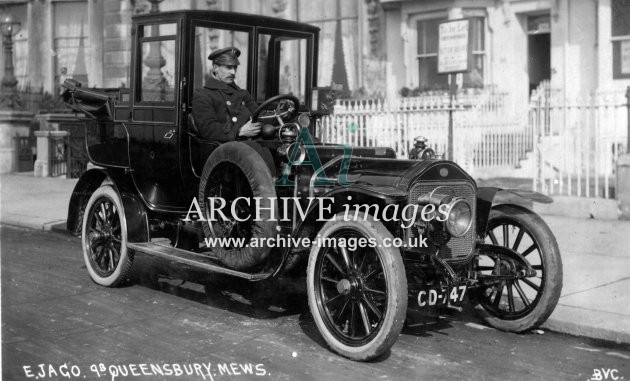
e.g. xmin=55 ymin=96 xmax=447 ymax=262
xmin=0 ymin=172 xmax=77 ymax=231
xmin=1 ymin=172 xmax=630 ymax=345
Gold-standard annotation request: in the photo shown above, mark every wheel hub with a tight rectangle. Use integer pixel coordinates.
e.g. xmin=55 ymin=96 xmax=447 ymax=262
xmin=337 ymin=276 xmax=363 ymax=296
xmin=336 ymin=279 xmax=352 ymax=295
xmin=102 ymin=225 xmax=112 ymax=237
xmin=495 ymin=259 xmax=515 ymax=276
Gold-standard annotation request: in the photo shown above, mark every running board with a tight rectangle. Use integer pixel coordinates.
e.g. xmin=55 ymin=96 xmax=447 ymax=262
xmin=127 ymin=242 xmax=271 ymax=281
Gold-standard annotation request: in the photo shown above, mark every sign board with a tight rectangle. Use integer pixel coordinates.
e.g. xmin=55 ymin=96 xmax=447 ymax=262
xmin=438 ymin=19 xmax=472 ymax=74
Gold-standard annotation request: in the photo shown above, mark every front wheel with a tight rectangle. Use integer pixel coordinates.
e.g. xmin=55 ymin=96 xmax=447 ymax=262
xmin=307 ymin=213 xmax=407 ymax=361
xmin=82 ymin=185 xmax=133 ymax=287
xmin=471 ymin=204 xmax=562 ymax=332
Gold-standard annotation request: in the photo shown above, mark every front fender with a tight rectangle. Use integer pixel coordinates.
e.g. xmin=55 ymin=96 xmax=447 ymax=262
xmin=298 ymin=186 xmax=406 ymax=234
xmin=475 ymin=187 xmax=552 ymax=238
xmin=272 ymin=188 xmax=404 ymax=277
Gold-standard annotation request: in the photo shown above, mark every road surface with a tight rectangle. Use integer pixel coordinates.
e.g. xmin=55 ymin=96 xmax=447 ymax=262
xmin=2 ymin=226 xmax=629 ymax=380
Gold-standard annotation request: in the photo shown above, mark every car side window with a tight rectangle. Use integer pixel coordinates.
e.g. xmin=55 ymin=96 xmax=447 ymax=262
xmin=257 ymin=33 xmax=308 ymax=103
xmin=138 ymin=23 xmax=177 ymax=103
xmin=192 ymin=25 xmax=250 ymax=93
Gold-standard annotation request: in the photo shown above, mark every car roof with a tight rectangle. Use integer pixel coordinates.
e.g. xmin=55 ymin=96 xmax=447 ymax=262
xmin=132 ymin=9 xmax=320 ymax=34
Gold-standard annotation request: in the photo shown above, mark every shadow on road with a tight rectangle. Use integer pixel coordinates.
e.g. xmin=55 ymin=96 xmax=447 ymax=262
xmin=130 ymin=253 xmax=308 ymax=318
xmin=126 ymin=252 xmax=487 ymax=360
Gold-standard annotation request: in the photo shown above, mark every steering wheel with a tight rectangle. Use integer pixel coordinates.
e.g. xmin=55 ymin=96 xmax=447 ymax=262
xmin=252 ymin=94 xmax=300 ymax=126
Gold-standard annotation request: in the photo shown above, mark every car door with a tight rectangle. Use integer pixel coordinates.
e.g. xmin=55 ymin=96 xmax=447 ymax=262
xmin=181 ymin=21 xmax=254 ymax=183
xmin=127 ymin=20 xmax=188 ymax=211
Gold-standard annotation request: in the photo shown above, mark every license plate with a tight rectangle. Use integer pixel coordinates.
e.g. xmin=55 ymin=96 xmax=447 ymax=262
xmin=417 ymin=285 xmax=467 ymax=307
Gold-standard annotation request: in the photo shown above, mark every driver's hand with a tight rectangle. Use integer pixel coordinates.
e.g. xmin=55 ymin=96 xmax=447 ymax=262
xmin=238 ymin=119 xmax=261 ymax=137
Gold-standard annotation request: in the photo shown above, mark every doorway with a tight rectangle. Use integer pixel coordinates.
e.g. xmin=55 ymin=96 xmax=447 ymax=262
xmin=527 ymin=15 xmax=551 ymax=94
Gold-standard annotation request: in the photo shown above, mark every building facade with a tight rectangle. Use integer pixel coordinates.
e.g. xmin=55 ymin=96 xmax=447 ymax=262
xmin=381 ymin=0 xmax=630 ymax=102
xmin=1 ymin=0 xmax=629 ymax=103
xmin=0 ymin=0 xmax=387 ymax=98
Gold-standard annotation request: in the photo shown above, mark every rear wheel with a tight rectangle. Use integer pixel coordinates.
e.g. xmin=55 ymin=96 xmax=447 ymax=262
xmin=82 ymin=185 xmax=133 ymax=287
xmin=471 ymin=204 xmax=562 ymax=332
xmin=307 ymin=213 xmax=407 ymax=361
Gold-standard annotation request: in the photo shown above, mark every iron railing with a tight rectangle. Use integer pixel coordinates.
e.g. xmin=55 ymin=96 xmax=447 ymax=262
xmin=48 ymin=134 xmax=67 ymax=177
xmin=14 ymin=136 xmax=35 ymax=172
xmin=531 ymin=82 xmax=628 ymax=199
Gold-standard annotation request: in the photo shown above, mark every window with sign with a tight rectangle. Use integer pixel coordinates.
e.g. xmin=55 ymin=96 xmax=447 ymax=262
xmin=612 ymin=0 xmax=630 ymax=79
xmin=416 ymin=17 xmax=485 ymax=91
xmin=417 ymin=18 xmax=448 ymax=91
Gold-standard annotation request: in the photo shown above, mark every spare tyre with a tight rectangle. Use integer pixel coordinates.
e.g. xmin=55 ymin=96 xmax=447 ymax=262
xmin=198 ymin=141 xmax=278 ymax=270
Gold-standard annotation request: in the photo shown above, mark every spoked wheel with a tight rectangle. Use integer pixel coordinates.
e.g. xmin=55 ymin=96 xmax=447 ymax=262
xmin=471 ymin=204 xmax=562 ymax=332
xmin=307 ymin=213 xmax=407 ymax=361
xmin=82 ymin=185 xmax=133 ymax=287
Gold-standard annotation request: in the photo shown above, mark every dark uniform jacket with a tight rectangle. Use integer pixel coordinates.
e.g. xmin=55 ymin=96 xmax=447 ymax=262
xmin=191 ymin=76 xmax=258 ymax=142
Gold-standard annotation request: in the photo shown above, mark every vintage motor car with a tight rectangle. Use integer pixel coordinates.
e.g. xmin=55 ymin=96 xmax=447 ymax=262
xmin=62 ymin=10 xmax=562 ymax=361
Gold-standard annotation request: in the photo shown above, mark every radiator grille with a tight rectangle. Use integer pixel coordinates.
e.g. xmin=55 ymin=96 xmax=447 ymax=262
xmin=408 ymin=181 xmax=476 ymax=260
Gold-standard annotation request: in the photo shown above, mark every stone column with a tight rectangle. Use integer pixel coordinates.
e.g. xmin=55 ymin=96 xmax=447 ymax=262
xmin=34 ymin=130 xmax=68 ymax=177
xmin=103 ymin=0 xmax=132 ymax=88
xmin=384 ymin=5 xmax=403 ymax=99
xmin=27 ymin=1 xmax=46 ymax=89
xmin=88 ymin=0 xmax=104 ymax=88
xmin=0 ymin=110 xmax=33 ymax=173
xmin=33 ymin=130 xmax=49 ymax=177
xmin=44 ymin=0 xmax=54 ymax=93
xmin=142 ymin=1 xmax=167 ymax=101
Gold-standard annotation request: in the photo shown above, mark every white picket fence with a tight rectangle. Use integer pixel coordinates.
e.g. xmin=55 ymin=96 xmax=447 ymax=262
xmin=531 ymin=84 xmax=628 ymax=199
xmin=318 ymin=92 xmax=529 ymax=176
xmin=317 ymin=86 xmax=628 ymax=199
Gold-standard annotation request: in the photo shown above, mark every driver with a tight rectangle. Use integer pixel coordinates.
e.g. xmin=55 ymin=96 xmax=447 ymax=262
xmin=191 ymin=47 xmax=260 ymax=142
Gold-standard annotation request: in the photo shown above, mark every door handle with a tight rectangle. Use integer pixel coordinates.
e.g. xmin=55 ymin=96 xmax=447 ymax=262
xmin=163 ymin=129 xmax=175 ymax=139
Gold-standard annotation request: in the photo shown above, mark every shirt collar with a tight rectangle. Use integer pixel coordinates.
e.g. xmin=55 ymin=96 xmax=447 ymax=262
xmin=204 ymin=74 xmax=240 ymax=92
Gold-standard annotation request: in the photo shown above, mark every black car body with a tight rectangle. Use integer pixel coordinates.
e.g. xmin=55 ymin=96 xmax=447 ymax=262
xmin=63 ymin=10 xmax=562 ymax=361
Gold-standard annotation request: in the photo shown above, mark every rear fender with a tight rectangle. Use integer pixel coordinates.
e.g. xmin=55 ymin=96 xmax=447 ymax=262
xmin=475 ymin=187 xmax=552 ymax=238
xmin=119 ymin=192 xmax=149 ymax=243
xmin=67 ymin=168 xmax=148 ymax=242
xmin=67 ymin=169 xmax=108 ymax=235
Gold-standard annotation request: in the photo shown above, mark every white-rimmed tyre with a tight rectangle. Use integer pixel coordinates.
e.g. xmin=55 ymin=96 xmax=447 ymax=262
xmin=82 ymin=185 xmax=133 ymax=287
xmin=471 ymin=205 xmax=562 ymax=332
xmin=307 ymin=212 xmax=407 ymax=361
